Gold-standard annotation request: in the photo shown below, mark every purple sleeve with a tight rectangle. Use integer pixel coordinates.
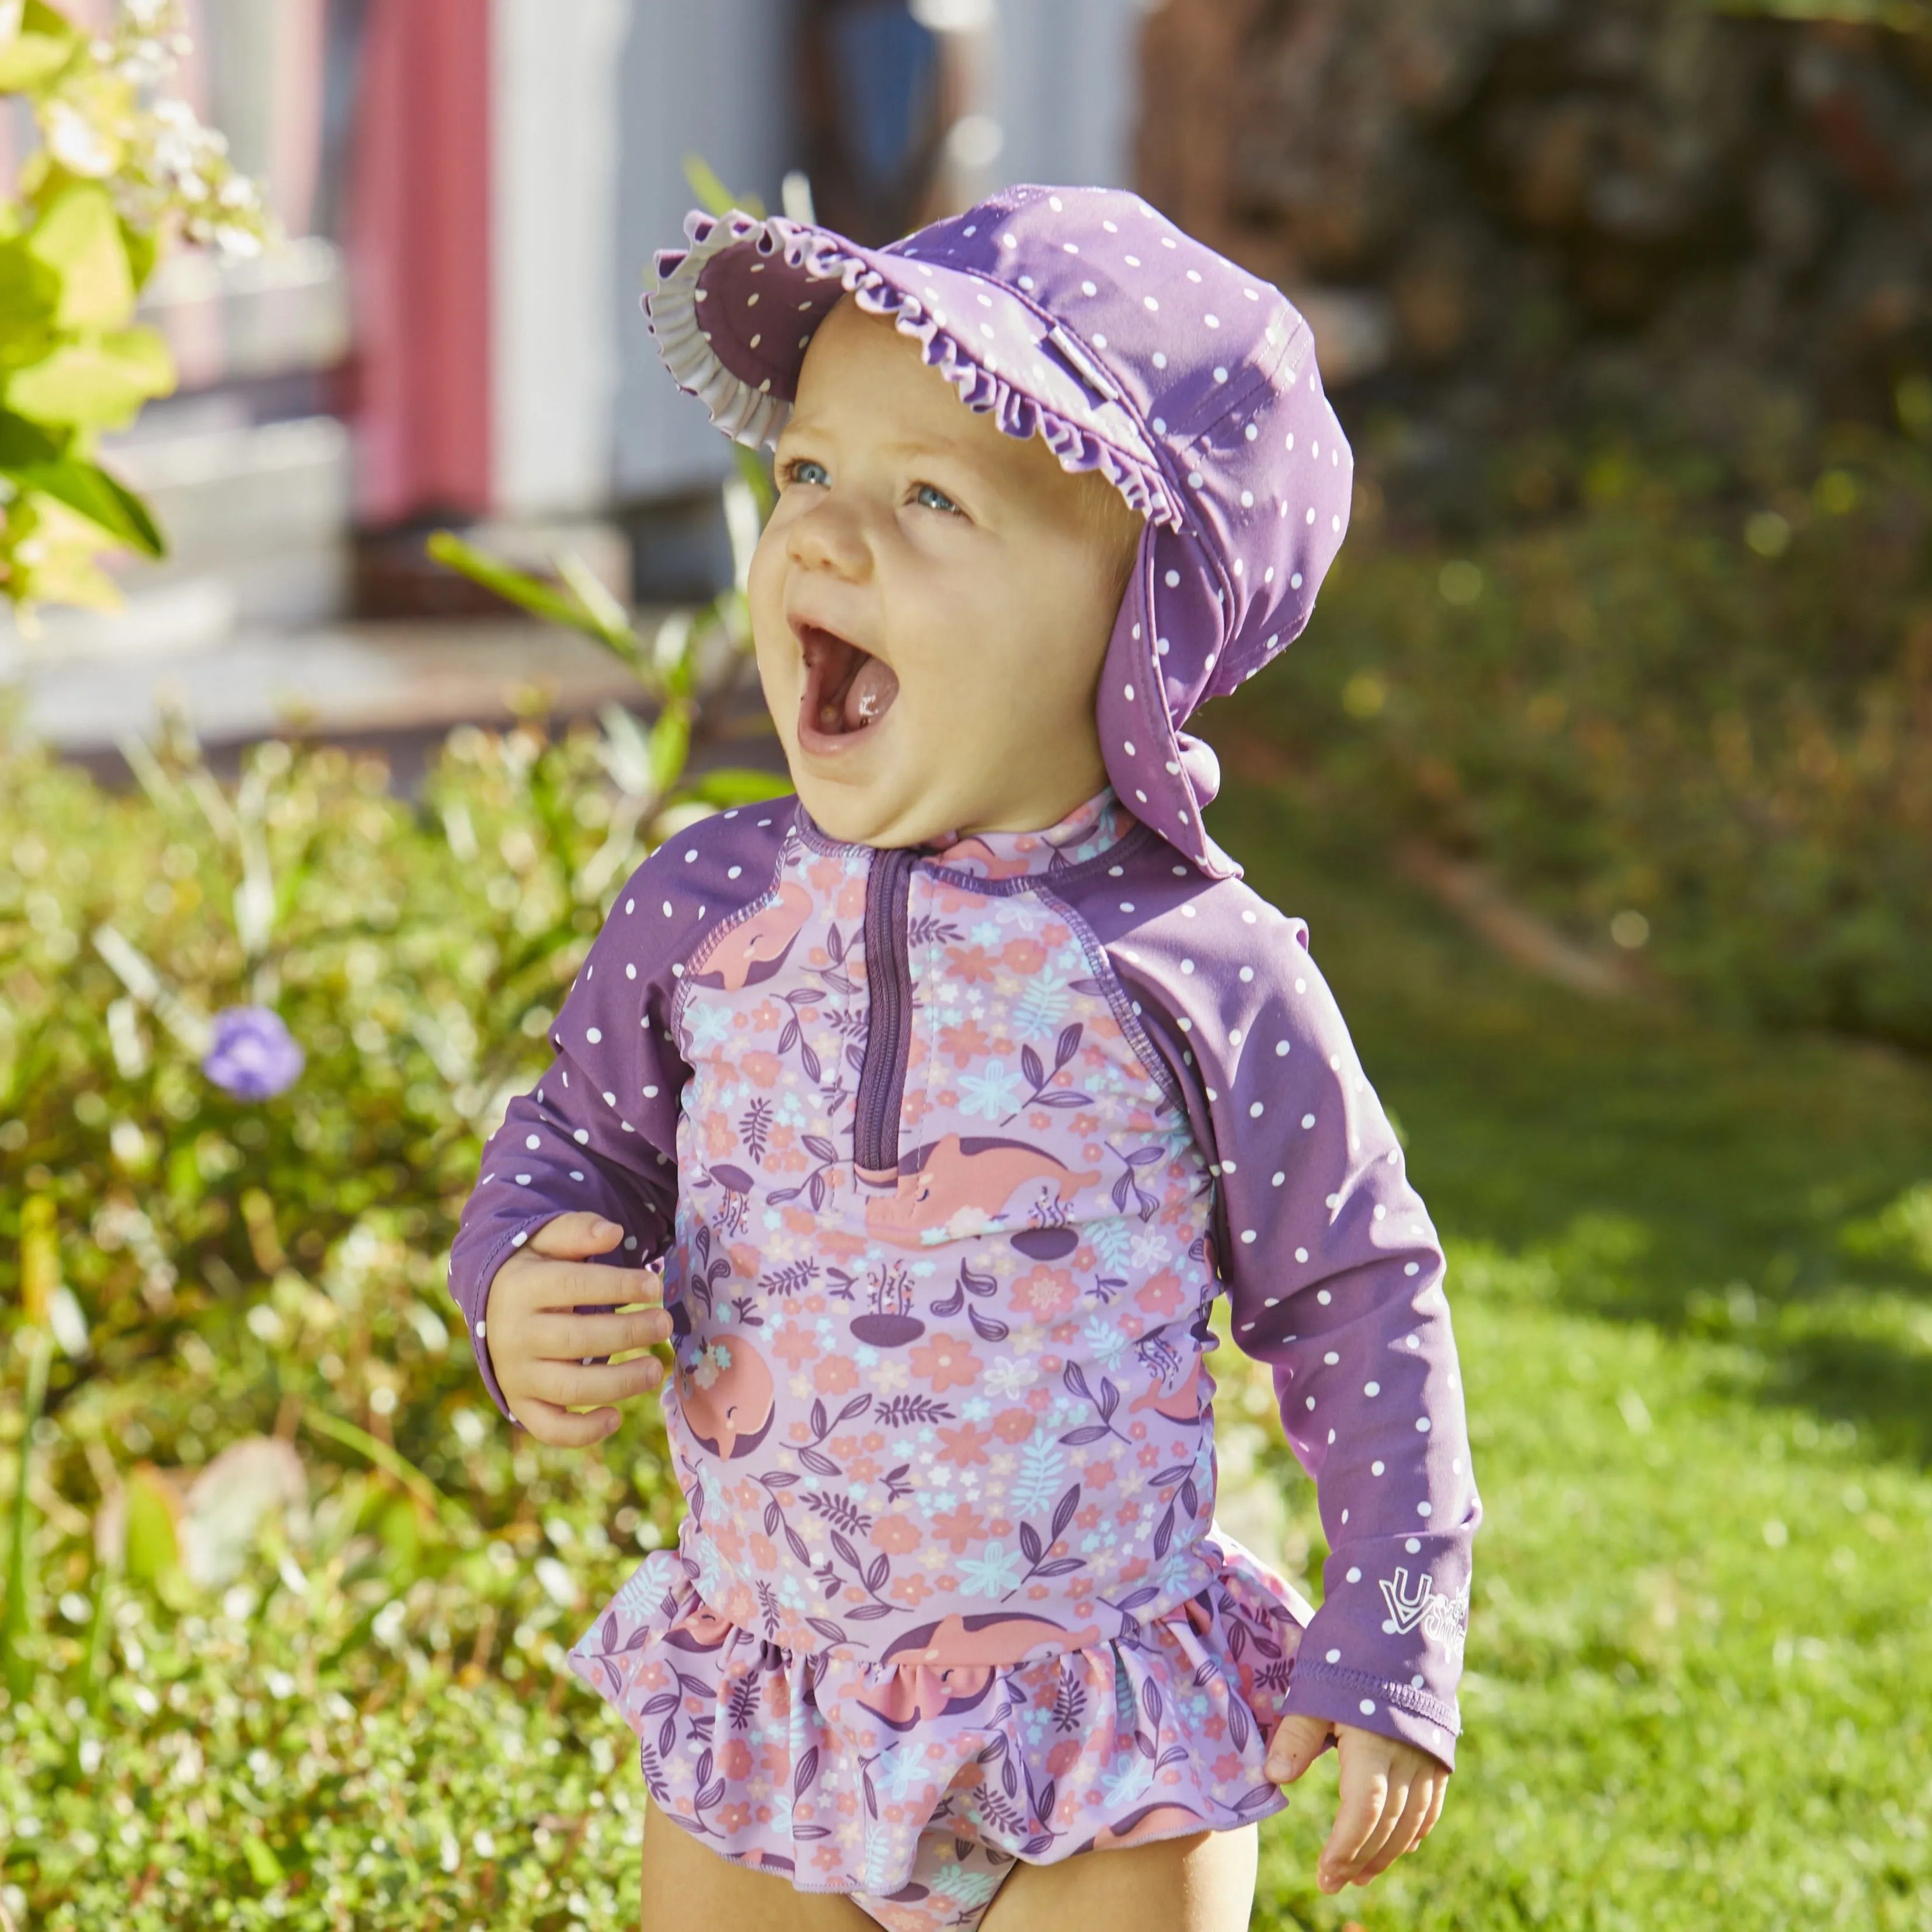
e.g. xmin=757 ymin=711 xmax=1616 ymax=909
xmin=1077 ymin=846 xmax=1478 ymax=1770
xmin=447 ymin=803 xmax=793 ymax=1425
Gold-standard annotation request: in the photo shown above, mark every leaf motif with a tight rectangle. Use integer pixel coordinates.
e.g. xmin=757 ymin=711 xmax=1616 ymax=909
xmin=799 ymin=1447 xmax=840 ymax=1477
xmin=1235 ymin=1785 xmax=1283 ymax=1815
xmin=1059 ymin=1425 xmax=1112 ymax=1446
xmin=1153 ymin=1503 xmax=1174 ymax=1559
xmin=778 ymin=1018 xmax=799 ymax=1054
xmin=695 ymin=1778 xmax=726 ymax=1808
xmin=862 ymin=1763 xmax=878 ymax=1817
xmin=709 ymin=1163 xmax=755 ymax=1193
xmin=1116 ymin=1586 xmax=1159 ymax=1611
xmin=1127 ymin=1145 xmax=1167 ymax=1168
xmin=1019 ymin=1521 xmax=1042 ymax=1564
xmin=1179 ymin=1478 xmax=1198 ymax=1516
xmin=658 ymin=1716 xmax=676 ymax=1757
xmin=810 ymin=1398 xmax=828 ymax=1437
xmin=803 ymin=1134 xmax=839 ymax=1162
xmin=1098 ymin=1377 xmax=1119 ymax=1421
xmin=967 ymin=1304 xmax=1009 ymax=1342
xmin=1140 ymin=1677 xmax=1165 ymax=1728
xmin=1054 ymin=1023 xmax=1082 ymax=1069
xmin=830 ymin=1531 xmax=862 ymax=1573
xmin=694 ymin=1747 xmax=714 ymax=1789
xmin=784 ymin=1524 xmax=812 ymax=1562
xmin=848 ymin=1600 xmax=894 ymax=1621
xmin=1038 ymin=1091 xmax=1092 ymax=1108
xmin=805 ymin=1618 xmax=845 ymax=1645
xmin=794 ymin=1747 xmax=821 ymax=1799
xmin=1021 ymin=1043 xmax=1046 ymax=1089
xmin=836 ymin=1394 xmax=873 ymax=1423
xmin=865 ymin=1554 xmax=889 ymax=1592
xmin=763 ymin=1502 xmax=781 ymax=1534
xmin=800 ymin=1039 xmax=823 ymax=1082
xmin=1034 ymin=1557 xmax=1085 ymax=1575
xmin=1050 ymin=1484 xmax=1081 ymax=1541
xmin=1227 ymin=1698 xmax=1251 ymax=1752
xmin=807 ymin=1169 xmax=826 ymax=1212
xmin=763 ymin=1471 xmax=798 ymax=1489
xmin=1067 ymin=977 xmax=1110 ymax=996
xmin=1061 ymin=1361 xmax=1092 ymax=1401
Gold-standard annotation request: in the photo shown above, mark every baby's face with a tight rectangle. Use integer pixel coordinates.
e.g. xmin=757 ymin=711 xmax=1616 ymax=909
xmin=748 ymin=295 xmax=1142 ymax=850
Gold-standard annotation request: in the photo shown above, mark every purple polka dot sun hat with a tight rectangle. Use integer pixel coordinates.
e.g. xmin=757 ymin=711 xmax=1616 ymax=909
xmin=646 ymin=183 xmax=1355 ymax=880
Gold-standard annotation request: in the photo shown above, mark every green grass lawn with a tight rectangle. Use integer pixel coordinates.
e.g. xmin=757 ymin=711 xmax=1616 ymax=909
xmin=1207 ymin=768 xmax=1932 ymax=1930
xmin=6 ymin=754 xmax=1929 ymax=1930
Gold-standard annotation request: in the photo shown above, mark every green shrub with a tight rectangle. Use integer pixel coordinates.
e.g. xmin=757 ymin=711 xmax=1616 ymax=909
xmin=1226 ymin=420 xmax=1932 ymax=1048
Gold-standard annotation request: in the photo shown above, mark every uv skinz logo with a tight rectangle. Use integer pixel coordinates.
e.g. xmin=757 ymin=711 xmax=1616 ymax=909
xmin=1378 ymin=1568 xmax=1470 ymax=1666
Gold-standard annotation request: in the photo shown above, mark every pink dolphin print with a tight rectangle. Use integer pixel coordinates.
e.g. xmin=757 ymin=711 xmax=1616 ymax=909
xmin=1128 ymin=1355 xmax=1207 ymax=1425
xmin=855 ymin=1611 xmax=1101 ymax=1731
xmin=675 ymin=1334 xmax=775 ymax=1459
xmin=1093 ymin=1801 xmax=1210 ymax=1849
xmin=864 ymin=1135 xmax=1100 ymax=1248
xmin=692 ymin=880 xmax=812 ymax=991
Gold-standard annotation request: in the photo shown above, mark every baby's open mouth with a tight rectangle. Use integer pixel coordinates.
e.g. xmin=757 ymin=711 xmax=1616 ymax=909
xmin=797 ymin=623 xmax=900 ymax=742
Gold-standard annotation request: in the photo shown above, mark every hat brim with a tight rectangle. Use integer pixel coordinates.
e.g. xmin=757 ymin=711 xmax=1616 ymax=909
xmin=648 ymin=209 xmax=1185 ymax=530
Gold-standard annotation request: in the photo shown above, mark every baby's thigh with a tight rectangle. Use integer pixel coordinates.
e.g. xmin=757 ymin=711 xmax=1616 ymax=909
xmin=984 ymin=1826 xmax=1258 ymax=1932
xmin=638 ymin=1799 xmax=875 ymax=1932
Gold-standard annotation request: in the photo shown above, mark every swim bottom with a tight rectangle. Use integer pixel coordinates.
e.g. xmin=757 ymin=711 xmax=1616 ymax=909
xmin=851 ymin=1816 xmax=1012 ymax=1930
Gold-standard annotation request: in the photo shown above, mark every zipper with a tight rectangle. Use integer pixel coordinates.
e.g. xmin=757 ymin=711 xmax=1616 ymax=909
xmin=853 ymin=845 xmax=918 ymax=1179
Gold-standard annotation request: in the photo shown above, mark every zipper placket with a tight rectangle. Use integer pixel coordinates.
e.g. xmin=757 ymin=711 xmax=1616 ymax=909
xmin=853 ymin=845 xmax=918 ymax=1179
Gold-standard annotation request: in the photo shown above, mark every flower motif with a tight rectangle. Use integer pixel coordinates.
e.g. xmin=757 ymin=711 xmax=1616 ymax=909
xmin=954 ymin=1538 xmax=1025 ymax=1596
xmin=813 ymin=1353 xmax=859 ymax=1395
xmin=956 ymin=1059 xmax=1026 ymax=1120
xmin=909 ymin=1334 xmax=982 ymax=1393
xmin=929 ymin=1502 xmax=990 ymax=1553
xmin=200 ymin=1006 xmax=303 ymax=1099
xmin=1011 ymin=1265 xmax=1078 ymax=1322
xmin=984 ymin=1356 xmax=1039 ymax=1399
xmin=870 ymin=1513 xmax=921 ymax=1554
xmin=935 ymin=1421 xmax=993 ymax=1467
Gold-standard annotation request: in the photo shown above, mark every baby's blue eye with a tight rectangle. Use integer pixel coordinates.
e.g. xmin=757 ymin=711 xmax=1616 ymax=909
xmin=787 ymin=458 xmax=830 ymax=487
xmin=914 ymin=482 xmax=960 ymax=514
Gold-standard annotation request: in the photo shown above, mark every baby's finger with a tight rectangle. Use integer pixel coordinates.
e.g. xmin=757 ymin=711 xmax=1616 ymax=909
xmin=520 ymin=1352 xmax=666 ymax=1411
xmin=527 ymin=1212 xmax=626 ymax=1261
xmin=1339 ymin=1775 xmax=1412 ymax=1886
xmin=1263 ymin=1713 xmax=1334 ymax=1785
xmin=1416 ymin=1776 xmax=1447 ymax=1844
xmin=526 ymin=1307 xmax=673 ymax=1362
xmin=1315 ymin=1759 xmax=1390 ymax=1894
xmin=1355 ymin=1774 xmax=1434 ymax=1881
xmin=509 ymin=1394 xmax=623 ymax=1448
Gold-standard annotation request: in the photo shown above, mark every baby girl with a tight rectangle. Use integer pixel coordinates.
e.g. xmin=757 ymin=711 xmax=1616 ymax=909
xmin=450 ymin=186 xmax=1478 ymax=1931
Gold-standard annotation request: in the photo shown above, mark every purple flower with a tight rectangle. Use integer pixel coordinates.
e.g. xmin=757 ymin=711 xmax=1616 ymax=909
xmin=201 ymin=1006 xmax=304 ymax=1099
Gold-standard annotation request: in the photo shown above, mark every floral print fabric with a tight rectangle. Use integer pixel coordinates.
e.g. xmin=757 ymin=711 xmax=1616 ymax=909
xmin=563 ymin=788 xmax=1311 ymax=1905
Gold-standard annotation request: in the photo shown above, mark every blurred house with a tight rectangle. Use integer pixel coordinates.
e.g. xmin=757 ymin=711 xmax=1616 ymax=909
xmin=12 ymin=0 xmax=1148 ymax=750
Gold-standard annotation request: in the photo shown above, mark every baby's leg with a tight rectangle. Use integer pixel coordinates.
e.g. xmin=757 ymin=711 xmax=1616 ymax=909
xmin=638 ymin=1797 xmax=874 ymax=1931
xmin=982 ymin=1826 xmax=1258 ymax=1932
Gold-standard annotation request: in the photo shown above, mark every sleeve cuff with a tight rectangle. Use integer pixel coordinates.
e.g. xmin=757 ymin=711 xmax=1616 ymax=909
xmin=1282 ymin=1659 xmax=1460 ymax=1773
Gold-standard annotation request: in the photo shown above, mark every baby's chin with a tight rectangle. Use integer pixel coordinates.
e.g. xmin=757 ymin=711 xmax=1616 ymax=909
xmin=789 ymin=756 xmax=967 ymax=852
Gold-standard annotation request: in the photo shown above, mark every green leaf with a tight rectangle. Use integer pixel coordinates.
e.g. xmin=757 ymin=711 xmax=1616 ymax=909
xmin=6 ymin=453 xmax=165 ymax=555
xmin=239 ymin=1834 xmax=286 ymax=1889
xmin=28 ymin=183 xmax=135 ymax=329
xmin=0 ymin=4 xmax=78 ymax=93
xmin=683 ymin=153 xmax=762 ymax=220
xmin=123 ymin=1466 xmax=182 ymax=1588
xmin=425 ymin=530 xmax=632 ymax=651
xmin=648 ymin=701 xmax=691 ymax=796
xmin=5 ymin=325 xmax=174 ymax=427
xmin=676 ymin=766 xmax=792 ymax=808
xmin=0 ymin=407 xmax=62 ymax=464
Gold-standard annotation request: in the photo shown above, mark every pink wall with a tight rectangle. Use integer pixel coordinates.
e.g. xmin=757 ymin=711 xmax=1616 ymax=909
xmin=346 ymin=0 xmax=493 ymax=525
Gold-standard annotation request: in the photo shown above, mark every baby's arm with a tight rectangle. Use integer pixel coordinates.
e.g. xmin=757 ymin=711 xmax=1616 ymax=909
xmin=448 ymin=826 xmax=749 ymax=1429
xmin=1099 ymin=876 xmax=1477 ymax=1885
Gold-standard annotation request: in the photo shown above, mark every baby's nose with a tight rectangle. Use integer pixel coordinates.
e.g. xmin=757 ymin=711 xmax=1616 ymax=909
xmin=788 ymin=499 xmax=870 ymax=579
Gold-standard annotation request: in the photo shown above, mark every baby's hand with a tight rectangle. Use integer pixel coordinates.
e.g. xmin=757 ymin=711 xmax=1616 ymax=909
xmin=486 ymin=1213 xmax=671 ymax=1446
xmin=1265 ymin=1715 xmax=1449 ymax=1893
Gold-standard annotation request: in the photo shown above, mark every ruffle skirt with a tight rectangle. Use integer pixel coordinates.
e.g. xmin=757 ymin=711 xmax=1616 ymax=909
xmin=565 ymin=1527 xmax=1310 ymax=1900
